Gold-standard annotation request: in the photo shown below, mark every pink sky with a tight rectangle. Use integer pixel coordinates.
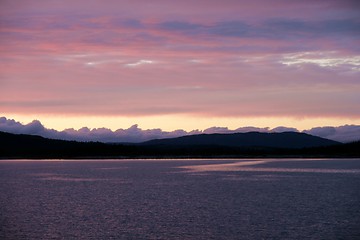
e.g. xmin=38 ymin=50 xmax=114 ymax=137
xmin=1 ymin=0 xmax=360 ymax=131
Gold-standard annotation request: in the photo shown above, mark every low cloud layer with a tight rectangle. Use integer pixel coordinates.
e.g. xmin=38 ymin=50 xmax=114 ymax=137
xmin=1 ymin=117 xmax=359 ymax=143
xmin=304 ymin=125 xmax=360 ymax=143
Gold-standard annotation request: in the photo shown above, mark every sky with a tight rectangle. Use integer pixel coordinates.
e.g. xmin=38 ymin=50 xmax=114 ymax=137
xmin=1 ymin=0 xmax=360 ymax=134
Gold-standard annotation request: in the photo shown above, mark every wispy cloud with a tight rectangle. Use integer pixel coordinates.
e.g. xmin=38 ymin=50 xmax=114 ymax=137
xmin=280 ymin=52 xmax=360 ymax=71
xmin=125 ymin=60 xmax=154 ymax=67
xmin=0 ymin=1 xmax=359 ymax=127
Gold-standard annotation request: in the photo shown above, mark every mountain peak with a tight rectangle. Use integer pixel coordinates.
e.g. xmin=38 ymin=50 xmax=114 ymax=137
xmin=142 ymin=131 xmax=340 ymax=149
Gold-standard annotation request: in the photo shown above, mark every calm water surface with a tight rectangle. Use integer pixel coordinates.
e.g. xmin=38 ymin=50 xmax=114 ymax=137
xmin=1 ymin=158 xmax=359 ymax=239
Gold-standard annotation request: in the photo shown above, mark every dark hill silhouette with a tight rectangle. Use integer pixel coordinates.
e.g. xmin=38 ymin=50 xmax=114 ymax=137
xmin=1 ymin=131 xmax=358 ymax=159
xmin=141 ymin=132 xmax=339 ymax=149
xmin=0 ymin=131 xmax=133 ymax=158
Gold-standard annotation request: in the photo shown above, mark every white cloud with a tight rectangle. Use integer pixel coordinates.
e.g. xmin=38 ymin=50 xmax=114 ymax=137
xmin=53 ymin=53 xmax=125 ymax=67
xmin=280 ymin=52 xmax=360 ymax=71
xmin=125 ymin=59 xmax=154 ymax=67
xmin=85 ymin=59 xmax=123 ymax=66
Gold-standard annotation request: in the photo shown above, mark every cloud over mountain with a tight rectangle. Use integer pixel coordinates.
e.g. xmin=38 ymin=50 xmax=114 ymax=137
xmin=1 ymin=117 xmax=358 ymax=143
xmin=304 ymin=125 xmax=360 ymax=143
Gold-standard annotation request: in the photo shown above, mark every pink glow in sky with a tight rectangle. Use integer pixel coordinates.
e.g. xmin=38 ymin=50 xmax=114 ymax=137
xmin=1 ymin=0 xmax=360 ymax=131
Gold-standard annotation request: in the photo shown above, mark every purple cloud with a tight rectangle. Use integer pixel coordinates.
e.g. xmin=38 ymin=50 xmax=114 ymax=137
xmin=304 ymin=125 xmax=360 ymax=143
xmin=1 ymin=117 xmax=359 ymax=143
xmin=0 ymin=117 xmax=188 ymax=143
xmin=271 ymin=126 xmax=299 ymax=133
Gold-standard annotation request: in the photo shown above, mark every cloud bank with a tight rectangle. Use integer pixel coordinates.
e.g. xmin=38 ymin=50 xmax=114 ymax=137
xmin=1 ymin=117 xmax=358 ymax=143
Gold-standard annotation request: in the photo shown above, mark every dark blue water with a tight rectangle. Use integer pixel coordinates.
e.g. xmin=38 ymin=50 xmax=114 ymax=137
xmin=1 ymin=159 xmax=359 ymax=239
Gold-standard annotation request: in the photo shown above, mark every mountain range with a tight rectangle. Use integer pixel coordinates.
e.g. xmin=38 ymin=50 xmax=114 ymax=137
xmin=1 ymin=130 xmax=359 ymax=159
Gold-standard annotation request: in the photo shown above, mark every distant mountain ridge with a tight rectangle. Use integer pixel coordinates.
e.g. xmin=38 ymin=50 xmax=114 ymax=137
xmin=2 ymin=130 xmax=358 ymax=159
xmin=141 ymin=132 xmax=339 ymax=149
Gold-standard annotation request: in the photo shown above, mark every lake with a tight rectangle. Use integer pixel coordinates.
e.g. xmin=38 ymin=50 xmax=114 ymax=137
xmin=1 ymin=158 xmax=359 ymax=239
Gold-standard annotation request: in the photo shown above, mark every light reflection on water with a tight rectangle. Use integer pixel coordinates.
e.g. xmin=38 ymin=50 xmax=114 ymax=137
xmin=0 ymin=158 xmax=360 ymax=239
xmin=180 ymin=158 xmax=360 ymax=174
